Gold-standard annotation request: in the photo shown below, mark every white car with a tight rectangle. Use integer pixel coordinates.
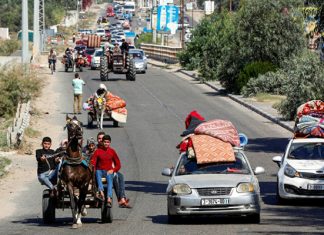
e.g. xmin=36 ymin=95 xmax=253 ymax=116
xmin=95 ymin=29 xmax=105 ymax=37
xmin=90 ymin=49 xmax=103 ymax=70
xmin=273 ymin=138 xmax=324 ymax=202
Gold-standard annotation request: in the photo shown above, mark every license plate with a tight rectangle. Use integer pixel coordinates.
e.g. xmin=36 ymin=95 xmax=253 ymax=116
xmin=201 ymin=198 xmax=229 ymax=206
xmin=307 ymin=184 xmax=324 ymax=190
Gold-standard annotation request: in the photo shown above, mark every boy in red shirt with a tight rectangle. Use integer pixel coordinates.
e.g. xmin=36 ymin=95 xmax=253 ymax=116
xmin=91 ymin=135 xmax=120 ymax=207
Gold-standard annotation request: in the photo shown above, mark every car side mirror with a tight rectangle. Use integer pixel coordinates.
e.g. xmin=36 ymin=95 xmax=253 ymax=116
xmin=272 ymin=156 xmax=282 ymax=167
xmin=254 ymin=166 xmax=265 ymax=175
xmin=162 ymin=168 xmax=173 ymax=177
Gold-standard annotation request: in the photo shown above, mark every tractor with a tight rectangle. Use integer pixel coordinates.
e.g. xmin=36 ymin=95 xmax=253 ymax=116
xmin=100 ymin=51 xmax=136 ymax=81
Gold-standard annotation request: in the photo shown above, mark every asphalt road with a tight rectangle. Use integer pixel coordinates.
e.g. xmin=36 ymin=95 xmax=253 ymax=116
xmin=2 ymin=7 xmax=324 ymax=235
xmin=1 ymin=62 xmax=324 ymax=235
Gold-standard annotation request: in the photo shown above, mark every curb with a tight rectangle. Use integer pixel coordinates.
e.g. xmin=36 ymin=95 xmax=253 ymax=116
xmin=148 ymin=61 xmax=294 ymax=133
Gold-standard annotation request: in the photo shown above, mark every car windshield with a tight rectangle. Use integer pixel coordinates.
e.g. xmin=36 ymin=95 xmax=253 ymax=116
xmin=95 ymin=50 xmax=103 ymax=56
xmin=85 ymin=48 xmax=95 ymax=55
xmin=175 ymin=152 xmax=251 ymax=176
xmin=124 ymin=5 xmax=134 ymax=9
xmin=288 ymin=142 xmax=324 ymax=160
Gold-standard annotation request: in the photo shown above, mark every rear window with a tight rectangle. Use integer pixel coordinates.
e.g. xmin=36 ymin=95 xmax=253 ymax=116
xmin=175 ymin=152 xmax=251 ymax=176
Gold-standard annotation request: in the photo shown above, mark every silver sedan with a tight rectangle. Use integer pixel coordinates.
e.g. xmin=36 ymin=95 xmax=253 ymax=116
xmin=162 ymin=149 xmax=265 ymax=224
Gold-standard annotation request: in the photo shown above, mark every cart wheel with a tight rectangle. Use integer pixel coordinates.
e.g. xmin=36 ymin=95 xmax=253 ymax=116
xmin=42 ymin=189 xmax=56 ymax=224
xmin=101 ymin=202 xmax=113 ymax=223
xmin=87 ymin=113 xmax=94 ymax=128
xmin=113 ymin=120 xmax=118 ymax=127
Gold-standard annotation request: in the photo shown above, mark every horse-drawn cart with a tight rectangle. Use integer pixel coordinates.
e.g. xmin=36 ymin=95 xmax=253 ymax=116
xmin=42 ymin=181 xmax=113 ymax=225
xmin=83 ymin=92 xmax=127 ymax=129
xmin=42 ymin=116 xmax=113 ymax=227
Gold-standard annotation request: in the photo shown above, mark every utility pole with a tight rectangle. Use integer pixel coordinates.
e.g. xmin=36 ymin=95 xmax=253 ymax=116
xmin=39 ymin=0 xmax=45 ymax=52
xmin=77 ymin=1 xmax=79 ymax=31
xmin=33 ymin=0 xmax=40 ymax=57
xmin=153 ymin=0 xmax=157 ymax=43
xmin=181 ymin=0 xmax=185 ymax=48
xmin=22 ymin=0 xmax=29 ymax=63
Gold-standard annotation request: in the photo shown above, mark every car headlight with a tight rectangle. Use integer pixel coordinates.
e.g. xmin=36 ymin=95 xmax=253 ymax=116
xmin=172 ymin=184 xmax=192 ymax=195
xmin=237 ymin=183 xmax=254 ymax=193
xmin=284 ymin=164 xmax=301 ymax=178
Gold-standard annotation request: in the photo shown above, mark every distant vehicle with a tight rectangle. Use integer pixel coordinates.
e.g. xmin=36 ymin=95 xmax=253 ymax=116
xmin=178 ymin=16 xmax=190 ymax=29
xmin=106 ymin=5 xmax=115 ymax=17
xmin=84 ymin=47 xmax=96 ymax=65
xmin=74 ymin=45 xmax=86 ymax=52
xmin=122 ymin=20 xmax=130 ymax=29
xmin=78 ymin=29 xmax=93 ymax=35
xmin=104 ymin=29 xmax=111 ymax=41
xmin=95 ymin=29 xmax=105 ymax=37
xmin=91 ymin=48 xmax=103 ymax=70
xmin=129 ymin=49 xmax=148 ymax=73
xmin=273 ymin=138 xmax=324 ymax=202
xmin=162 ymin=149 xmax=264 ymax=224
xmin=123 ymin=1 xmax=136 ymax=16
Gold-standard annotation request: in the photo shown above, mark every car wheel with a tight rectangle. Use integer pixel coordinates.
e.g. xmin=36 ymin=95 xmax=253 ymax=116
xmin=276 ymin=181 xmax=287 ymax=205
xmin=168 ymin=214 xmax=181 ymax=224
xmin=246 ymin=213 xmax=260 ymax=224
xmin=142 ymin=70 xmax=146 ymax=74
xmin=167 ymin=208 xmax=181 ymax=224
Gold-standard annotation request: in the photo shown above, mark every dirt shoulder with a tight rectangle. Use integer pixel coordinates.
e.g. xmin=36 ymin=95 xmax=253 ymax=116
xmin=0 ymin=55 xmax=63 ymax=220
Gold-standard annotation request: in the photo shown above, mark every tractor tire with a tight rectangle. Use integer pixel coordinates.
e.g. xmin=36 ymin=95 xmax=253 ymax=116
xmin=127 ymin=57 xmax=136 ymax=81
xmin=100 ymin=56 xmax=109 ymax=81
xmin=42 ymin=189 xmax=56 ymax=224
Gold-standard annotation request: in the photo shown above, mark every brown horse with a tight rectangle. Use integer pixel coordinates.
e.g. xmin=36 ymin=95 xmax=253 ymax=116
xmin=59 ymin=115 xmax=92 ymax=228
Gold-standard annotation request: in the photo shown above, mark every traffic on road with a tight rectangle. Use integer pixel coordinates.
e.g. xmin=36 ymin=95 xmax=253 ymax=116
xmin=1 ymin=1 xmax=324 ymax=235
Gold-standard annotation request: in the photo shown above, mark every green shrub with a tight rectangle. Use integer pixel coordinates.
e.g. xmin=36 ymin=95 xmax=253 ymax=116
xmin=0 ymin=65 xmax=42 ymax=118
xmin=0 ymin=39 xmax=20 ymax=56
xmin=235 ymin=61 xmax=276 ymax=93
xmin=0 ymin=157 xmax=11 ymax=177
xmin=243 ymin=50 xmax=324 ymax=120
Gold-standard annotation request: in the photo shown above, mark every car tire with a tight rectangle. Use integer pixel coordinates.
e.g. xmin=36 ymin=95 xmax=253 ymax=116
xmin=167 ymin=214 xmax=181 ymax=224
xmin=276 ymin=181 xmax=287 ymax=205
xmin=246 ymin=213 xmax=260 ymax=224
xmin=167 ymin=208 xmax=181 ymax=224
xmin=91 ymin=66 xmax=95 ymax=70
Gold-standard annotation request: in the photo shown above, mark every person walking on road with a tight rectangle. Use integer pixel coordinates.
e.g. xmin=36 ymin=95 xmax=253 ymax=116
xmin=72 ymin=33 xmax=76 ymax=44
xmin=72 ymin=72 xmax=85 ymax=114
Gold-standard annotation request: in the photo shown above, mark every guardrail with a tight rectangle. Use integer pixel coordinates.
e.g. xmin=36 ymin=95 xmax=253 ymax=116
xmin=7 ymin=101 xmax=31 ymax=147
xmin=140 ymin=43 xmax=183 ymax=64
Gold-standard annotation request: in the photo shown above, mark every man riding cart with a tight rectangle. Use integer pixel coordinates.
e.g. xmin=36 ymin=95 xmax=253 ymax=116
xmin=83 ymin=84 xmax=127 ymax=129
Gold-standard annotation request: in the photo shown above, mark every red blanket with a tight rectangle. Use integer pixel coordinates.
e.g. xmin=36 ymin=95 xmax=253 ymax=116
xmin=191 ymin=135 xmax=235 ymax=164
xmin=194 ymin=119 xmax=240 ymax=147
